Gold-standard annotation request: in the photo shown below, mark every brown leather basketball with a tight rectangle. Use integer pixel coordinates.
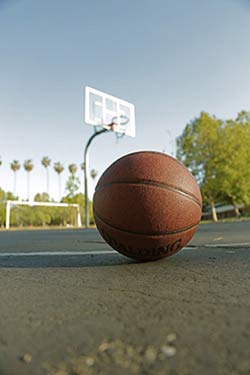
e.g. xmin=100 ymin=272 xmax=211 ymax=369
xmin=93 ymin=151 xmax=202 ymax=261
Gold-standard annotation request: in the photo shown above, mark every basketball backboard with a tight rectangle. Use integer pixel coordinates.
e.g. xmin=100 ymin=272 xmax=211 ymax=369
xmin=85 ymin=86 xmax=136 ymax=137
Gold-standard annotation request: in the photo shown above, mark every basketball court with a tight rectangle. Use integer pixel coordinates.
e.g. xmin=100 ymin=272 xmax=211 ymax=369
xmin=1 ymin=2 xmax=250 ymax=375
xmin=1 ymin=87 xmax=250 ymax=375
xmin=0 ymin=222 xmax=250 ymax=375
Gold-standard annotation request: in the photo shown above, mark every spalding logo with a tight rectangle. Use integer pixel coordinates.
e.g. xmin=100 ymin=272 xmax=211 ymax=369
xmin=99 ymin=228 xmax=182 ymax=258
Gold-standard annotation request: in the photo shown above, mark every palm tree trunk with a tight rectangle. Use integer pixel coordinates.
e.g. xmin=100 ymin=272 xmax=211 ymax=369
xmin=46 ymin=168 xmax=49 ymax=196
xmin=27 ymin=172 xmax=30 ymax=201
xmin=58 ymin=175 xmax=61 ymax=202
xmin=13 ymin=172 xmax=17 ymax=196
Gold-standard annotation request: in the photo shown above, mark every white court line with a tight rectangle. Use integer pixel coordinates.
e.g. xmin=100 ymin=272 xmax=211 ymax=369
xmin=0 ymin=247 xmax=194 ymax=257
xmin=0 ymin=250 xmax=116 ymax=257
xmin=205 ymin=243 xmax=250 ymax=248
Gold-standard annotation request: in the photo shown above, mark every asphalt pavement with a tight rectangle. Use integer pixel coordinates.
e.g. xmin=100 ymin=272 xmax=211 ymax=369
xmin=0 ymin=222 xmax=250 ymax=375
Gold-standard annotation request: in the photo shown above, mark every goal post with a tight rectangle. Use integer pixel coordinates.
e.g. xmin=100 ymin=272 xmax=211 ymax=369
xmin=5 ymin=200 xmax=82 ymax=229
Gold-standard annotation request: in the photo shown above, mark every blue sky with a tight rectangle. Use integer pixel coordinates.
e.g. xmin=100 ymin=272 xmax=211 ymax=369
xmin=1 ymin=0 xmax=250 ymax=200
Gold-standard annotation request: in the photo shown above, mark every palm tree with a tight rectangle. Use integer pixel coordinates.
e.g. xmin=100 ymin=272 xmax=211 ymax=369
xmin=23 ymin=159 xmax=34 ymax=201
xmin=80 ymin=162 xmax=85 ymax=180
xmin=90 ymin=169 xmax=98 ymax=180
xmin=54 ymin=162 xmax=64 ymax=201
xmin=66 ymin=164 xmax=80 ymax=198
xmin=41 ymin=156 xmax=51 ymax=195
xmin=80 ymin=162 xmax=85 ymax=172
xmin=10 ymin=160 xmax=21 ymax=196
xmin=69 ymin=163 xmax=77 ymax=175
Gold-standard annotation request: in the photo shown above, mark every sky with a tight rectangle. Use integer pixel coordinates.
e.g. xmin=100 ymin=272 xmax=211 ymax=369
xmin=1 ymin=0 xmax=250 ymax=201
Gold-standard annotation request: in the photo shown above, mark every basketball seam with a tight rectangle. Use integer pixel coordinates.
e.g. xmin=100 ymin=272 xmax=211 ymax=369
xmin=122 ymin=151 xmax=190 ymax=170
xmin=98 ymin=151 xmax=188 ymax=176
xmin=96 ymin=151 xmax=198 ymax=188
xmin=94 ymin=210 xmax=200 ymax=236
xmin=95 ymin=180 xmax=202 ymax=208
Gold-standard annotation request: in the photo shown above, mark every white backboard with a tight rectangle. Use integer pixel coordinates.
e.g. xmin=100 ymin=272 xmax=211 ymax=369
xmin=85 ymin=86 xmax=136 ymax=137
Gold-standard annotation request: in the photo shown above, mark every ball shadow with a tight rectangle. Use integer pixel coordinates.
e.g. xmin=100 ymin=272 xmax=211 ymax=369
xmin=0 ymin=253 xmax=137 ymax=268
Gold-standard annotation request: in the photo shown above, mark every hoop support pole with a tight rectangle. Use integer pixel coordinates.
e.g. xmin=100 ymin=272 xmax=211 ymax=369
xmin=83 ymin=127 xmax=108 ymax=228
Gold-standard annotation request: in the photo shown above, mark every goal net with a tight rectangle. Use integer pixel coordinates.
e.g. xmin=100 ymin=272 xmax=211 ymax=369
xmin=5 ymin=200 xmax=82 ymax=229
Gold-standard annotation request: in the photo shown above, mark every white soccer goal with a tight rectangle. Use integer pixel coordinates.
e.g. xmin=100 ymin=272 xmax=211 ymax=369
xmin=5 ymin=200 xmax=82 ymax=229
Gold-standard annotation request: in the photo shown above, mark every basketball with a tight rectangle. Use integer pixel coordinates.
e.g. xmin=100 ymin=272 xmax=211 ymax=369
xmin=93 ymin=151 xmax=202 ymax=261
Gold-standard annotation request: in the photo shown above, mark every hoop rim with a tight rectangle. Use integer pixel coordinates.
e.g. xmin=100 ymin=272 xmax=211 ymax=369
xmin=111 ymin=114 xmax=129 ymax=126
xmin=104 ymin=115 xmax=129 ymax=139
xmin=93 ymin=115 xmax=129 ymax=138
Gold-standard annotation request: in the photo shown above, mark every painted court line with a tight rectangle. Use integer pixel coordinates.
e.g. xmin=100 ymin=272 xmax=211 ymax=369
xmin=205 ymin=243 xmax=250 ymax=248
xmin=0 ymin=250 xmax=116 ymax=257
xmin=0 ymin=247 xmax=194 ymax=257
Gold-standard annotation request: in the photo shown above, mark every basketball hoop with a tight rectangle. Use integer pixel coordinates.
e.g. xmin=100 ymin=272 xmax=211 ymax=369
xmin=84 ymin=86 xmax=136 ymax=227
xmin=111 ymin=114 xmax=129 ymax=126
xmin=106 ymin=115 xmax=129 ymax=141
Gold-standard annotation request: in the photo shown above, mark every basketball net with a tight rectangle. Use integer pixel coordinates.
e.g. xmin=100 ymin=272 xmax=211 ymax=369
xmin=107 ymin=120 xmax=126 ymax=142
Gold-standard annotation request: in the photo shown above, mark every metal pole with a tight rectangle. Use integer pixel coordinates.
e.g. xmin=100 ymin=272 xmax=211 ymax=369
xmin=84 ymin=128 xmax=108 ymax=228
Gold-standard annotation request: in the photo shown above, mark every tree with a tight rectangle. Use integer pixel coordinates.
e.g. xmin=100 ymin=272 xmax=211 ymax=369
xmin=34 ymin=192 xmax=50 ymax=202
xmin=176 ymin=112 xmax=225 ymax=222
xmin=0 ymin=187 xmax=6 ymax=226
xmin=54 ymin=162 xmax=64 ymax=201
xmin=69 ymin=163 xmax=77 ymax=175
xmin=33 ymin=192 xmax=51 ymax=226
xmin=0 ymin=188 xmax=17 ymax=227
xmin=41 ymin=156 xmax=51 ymax=195
xmin=90 ymin=169 xmax=98 ymax=180
xmin=10 ymin=160 xmax=21 ymax=196
xmin=80 ymin=162 xmax=85 ymax=172
xmin=66 ymin=164 xmax=80 ymax=198
xmin=235 ymin=110 xmax=250 ymax=124
xmin=62 ymin=192 xmax=94 ymax=225
xmin=177 ymin=111 xmax=250 ymax=221
xmin=220 ymin=118 xmax=250 ymax=214
xmin=23 ymin=159 xmax=34 ymax=201
xmin=66 ymin=175 xmax=80 ymax=198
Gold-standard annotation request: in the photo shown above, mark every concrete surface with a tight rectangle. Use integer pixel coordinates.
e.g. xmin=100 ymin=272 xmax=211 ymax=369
xmin=0 ymin=222 xmax=250 ymax=375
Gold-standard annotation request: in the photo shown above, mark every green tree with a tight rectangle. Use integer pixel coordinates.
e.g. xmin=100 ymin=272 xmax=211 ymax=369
xmin=80 ymin=162 xmax=85 ymax=172
xmin=0 ymin=187 xmax=6 ymax=226
xmin=0 ymin=188 xmax=17 ymax=227
xmin=220 ymin=118 xmax=250 ymax=214
xmin=68 ymin=163 xmax=77 ymax=175
xmin=90 ymin=169 xmax=98 ymax=180
xmin=177 ymin=112 xmax=225 ymax=222
xmin=54 ymin=162 xmax=64 ymax=201
xmin=62 ymin=192 xmax=93 ymax=226
xmin=235 ymin=110 xmax=250 ymax=124
xmin=177 ymin=111 xmax=250 ymax=221
xmin=41 ymin=156 xmax=51 ymax=195
xmin=32 ymin=193 xmax=51 ymax=226
xmin=66 ymin=164 xmax=80 ymax=198
xmin=66 ymin=175 xmax=80 ymax=198
xmin=10 ymin=160 xmax=21 ymax=196
xmin=23 ymin=159 xmax=34 ymax=201
xmin=80 ymin=163 xmax=85 ymax=183
xmin=34 ymin=192 xmax=50 ymax=202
